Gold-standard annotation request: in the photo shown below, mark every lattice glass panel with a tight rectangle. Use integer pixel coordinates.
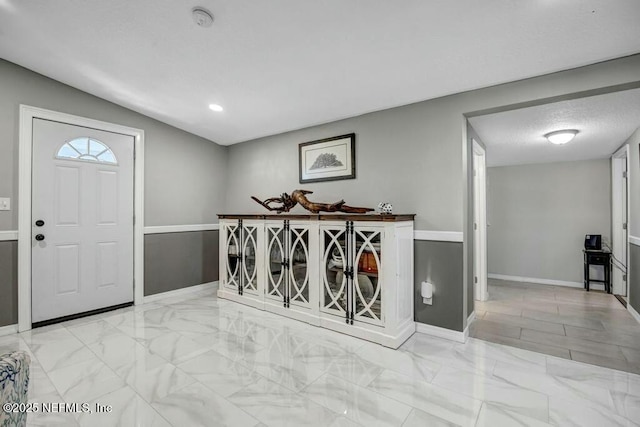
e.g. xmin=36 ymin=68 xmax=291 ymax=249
xmin=266 ymin=225 xmax=285 ymax=300
xmin=242 ymin=225 xmax=258 ymax=293
xmin=353 ymin=229 xmax=382 ymax=324
xmin=225 ymin=224 xmax=241 ymax=289
xmin=321 ymin=228 xmax=347 ymax=315
xmin=289 ymin=227 xmax=309 ymax=305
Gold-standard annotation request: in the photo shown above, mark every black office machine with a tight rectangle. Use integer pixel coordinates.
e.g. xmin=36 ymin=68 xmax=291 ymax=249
xmin=584 ymin=234 xmax=602 ymax=250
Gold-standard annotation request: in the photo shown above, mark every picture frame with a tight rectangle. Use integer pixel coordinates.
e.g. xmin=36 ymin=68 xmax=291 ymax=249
xmin=299 ymin=133 xmax=356 ymax=183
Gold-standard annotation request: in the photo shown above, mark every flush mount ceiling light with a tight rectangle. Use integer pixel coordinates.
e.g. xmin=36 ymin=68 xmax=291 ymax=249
xmin=544 ymin=129 xmax=578 ymax=145
xmin=192 ymin=7 xmax=214 ymax=28
xmin=209 ymin=104 xmax=224 ymax=112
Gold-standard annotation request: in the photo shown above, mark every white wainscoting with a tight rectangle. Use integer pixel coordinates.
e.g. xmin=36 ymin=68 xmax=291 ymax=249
xmin=0 ymin=231 xmax=18 ymax=241
xmin=144 ymin=224 xmax=220 ymax=234
xmin=414 ymin=230 xmax=463 ymax=242
xmin=142 ymin=281 xmax=219 ymax=304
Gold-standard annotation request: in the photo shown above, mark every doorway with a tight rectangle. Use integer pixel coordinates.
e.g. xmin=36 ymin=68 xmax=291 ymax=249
xmin=31 ymin=118 xmax=134 ymax=324
xmin=611 ymin=145 xmax=629 ymax=300
xmin=18 ymin=106 xmax=145 ymax=331
xmin=466 ymin=88 xmax=640 ymax=374
xmin=472 ymin=139 xmax=488 ymax=302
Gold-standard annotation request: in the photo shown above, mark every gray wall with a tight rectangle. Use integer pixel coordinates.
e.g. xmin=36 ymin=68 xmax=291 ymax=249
xmin=225 ymin=55 xmax=640 ymax=330
xmin=415 ymin=241 xmax=464 ymax=331
xmin=0 ymin=241 xmax=18 ymax=327
xmin=0 ymin=59 xmax=227 ymax=326
xmin=225 ymin=55 xmax=640 ymax=231
xmin=2 ymin=55 xmax=640 ymax=330
xmin=0 ymin=58 xmax=228 ymax=230
xmin=144 ymin=231 xmax=219 ymax=296
xmin=487 ymin=159 xmax=611 ymax=283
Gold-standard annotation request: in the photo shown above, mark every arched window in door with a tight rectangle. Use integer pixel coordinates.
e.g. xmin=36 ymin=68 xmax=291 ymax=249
xmin=56 ymin=137 xmax=118 ymax=164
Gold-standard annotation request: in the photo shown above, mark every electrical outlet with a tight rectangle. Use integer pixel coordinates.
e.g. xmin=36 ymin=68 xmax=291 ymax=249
xmin=0 ymin=198 xmax=10 ymax=211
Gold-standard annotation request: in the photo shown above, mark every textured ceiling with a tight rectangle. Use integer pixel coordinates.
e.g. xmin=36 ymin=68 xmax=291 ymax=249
xmin=1 ymin=1 xmax=639 ymax=145
xmin=468 ymin=88 xmax=640 ymax=167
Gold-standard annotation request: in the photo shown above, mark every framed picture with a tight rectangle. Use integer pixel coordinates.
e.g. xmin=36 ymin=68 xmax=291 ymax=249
xmin=299 ymin=133 xmax=356 ymax=183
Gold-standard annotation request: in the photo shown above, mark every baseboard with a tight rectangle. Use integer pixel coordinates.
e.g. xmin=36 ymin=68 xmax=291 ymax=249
xmin=630 ymin=235 xmax=640 ymax=247
xmin=629 ymin=304 xmax=640 ymax=325
xmin=463 ymin=311 xmax=476 ymax=342
xmin=488 ymin=273 xmax=589 ymax=289
xmin=416 ymin=322 xmax=466 ymax=343
xmin=0 ymin=324 xmax=18 ymax=337
xmin=466 ymin=311 xmax=476 ymax=326
xmin=143 ymin=281 xmax=218 ymax=304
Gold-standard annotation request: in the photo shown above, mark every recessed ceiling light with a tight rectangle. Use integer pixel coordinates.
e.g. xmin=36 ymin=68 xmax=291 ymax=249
xmin=544 ymin=129 xmax=578 ymax=145
xmin=208 ymin=104 xmax=224 ymax=112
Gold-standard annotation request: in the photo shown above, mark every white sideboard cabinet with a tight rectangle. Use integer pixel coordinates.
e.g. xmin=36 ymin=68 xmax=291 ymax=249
xmin=218 ymin=214 xmax=415 ymax=348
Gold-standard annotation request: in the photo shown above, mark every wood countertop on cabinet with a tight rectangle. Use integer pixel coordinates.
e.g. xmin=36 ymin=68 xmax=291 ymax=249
xmin=218 ymin=213 xmax=416 ymax=222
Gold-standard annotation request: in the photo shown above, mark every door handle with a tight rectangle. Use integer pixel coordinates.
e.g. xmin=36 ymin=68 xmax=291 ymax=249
xmin=35 ymin=220 xmax=45 ymax=227
xmin=35 ymin=234 xmax=45 ymax=241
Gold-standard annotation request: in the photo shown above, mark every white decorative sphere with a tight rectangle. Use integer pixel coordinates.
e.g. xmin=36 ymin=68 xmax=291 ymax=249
xmin=378 ymin=202 xmax=393 ymax=214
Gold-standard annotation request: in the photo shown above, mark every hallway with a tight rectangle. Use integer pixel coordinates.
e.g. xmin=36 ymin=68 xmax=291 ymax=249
xmin=471 ymin=279 xmax=640 ymax=374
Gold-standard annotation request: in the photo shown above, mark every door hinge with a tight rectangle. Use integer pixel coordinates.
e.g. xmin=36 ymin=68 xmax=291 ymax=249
xmin=133 ymin=215 xmax=136 ymax=225
xmin=623 ymin=223 xmax=627 ymax=230
xmin=473 ymin=169 xmax=477 ymax=177
xmin=623 ymin=274 xmax=627 ymax=282
xmin=623 ymin=171 xmax=627 ymax=179
xmin=474 ymin=276 xmax=478 ymax=284
xmin=473 ymin=222 xmax=477 ymax=230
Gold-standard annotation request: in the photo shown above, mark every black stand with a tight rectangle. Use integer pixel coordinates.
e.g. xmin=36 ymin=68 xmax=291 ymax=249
xmin=583 ymin=249 xmax=611 ymax=293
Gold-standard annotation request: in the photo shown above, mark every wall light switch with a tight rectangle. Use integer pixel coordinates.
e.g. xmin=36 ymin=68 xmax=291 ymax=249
xmin=0 ymin=198 xmax=10 ymax=211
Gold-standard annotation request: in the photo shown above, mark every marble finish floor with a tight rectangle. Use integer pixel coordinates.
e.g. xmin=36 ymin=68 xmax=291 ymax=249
xmin=0 ymin=287 xmax=638 ymax=426
xmin=472 ymin=279 xmax=640 ymax=375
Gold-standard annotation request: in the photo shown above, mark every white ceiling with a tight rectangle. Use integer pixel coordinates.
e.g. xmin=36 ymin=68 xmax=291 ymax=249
xmin=468 ymin=88 xmax=640 ymax=167
xmin=1 ymin=1 xmax=640 ymax=145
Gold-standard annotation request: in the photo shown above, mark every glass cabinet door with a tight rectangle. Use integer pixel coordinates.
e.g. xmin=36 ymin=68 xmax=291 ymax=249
xmin=265 ymin=224 xmax=285 ymax=303
xmin=288 ymin=226 xmax=310 ymax=307
xmin=353 ymin=228 xmax=383 ymax=325
xmin=225 ymin=223 xmax=241 ymax=290
xmin=320 ymin=227 xmax=348 ymax=317
xmin=242 ymin=224 xmax=259 ymax=294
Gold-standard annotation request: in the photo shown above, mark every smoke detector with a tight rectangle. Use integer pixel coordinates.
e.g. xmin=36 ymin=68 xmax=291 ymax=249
xmin=192 ymin=7 xmax=214 ymax=28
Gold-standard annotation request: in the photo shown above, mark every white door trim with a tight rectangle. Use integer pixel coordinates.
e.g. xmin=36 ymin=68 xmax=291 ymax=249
xmin=472 ymin=139 xmax=488 ymax=302
xmin=611 ymin=144 xmax=629 ymax=297
xmin=18 ymin=105 xmax=145 ymax=332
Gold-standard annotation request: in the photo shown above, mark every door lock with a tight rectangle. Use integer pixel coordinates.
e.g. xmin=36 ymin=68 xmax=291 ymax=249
xmin=35 ymin=220 xmax=45 ymax=227
xmin=35 ymin=234 xmax=45 ymax=241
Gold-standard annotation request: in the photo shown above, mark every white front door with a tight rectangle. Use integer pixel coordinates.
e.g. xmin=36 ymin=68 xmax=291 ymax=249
xmin=31 ymin=118 xmax=134 ymax=323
